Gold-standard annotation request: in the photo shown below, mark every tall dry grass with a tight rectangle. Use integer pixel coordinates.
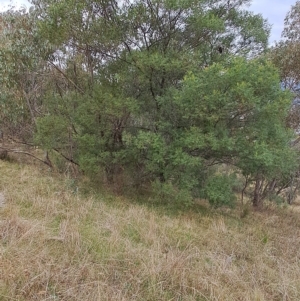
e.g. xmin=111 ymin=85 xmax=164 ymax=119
xmin=1 ymin=160 xmax=300 ymax=300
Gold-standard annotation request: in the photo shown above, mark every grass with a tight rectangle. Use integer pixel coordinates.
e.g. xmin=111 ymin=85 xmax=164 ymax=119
xmin=1 ymin=160 xmax=300 ymax=300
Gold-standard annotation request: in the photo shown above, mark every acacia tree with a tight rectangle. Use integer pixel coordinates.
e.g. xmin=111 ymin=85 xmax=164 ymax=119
xmin=33 ymin=0 xmax=297 ymax=206
xmin=0 ymin=0 xmax=296 ymax=207
xmin=31 ymin=0 xmax=270 ymax=170
xmin=150 ymin=57 xmax=297 ymax=208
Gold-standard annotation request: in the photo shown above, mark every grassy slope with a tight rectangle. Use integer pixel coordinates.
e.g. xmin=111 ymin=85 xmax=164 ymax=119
xmin=1 ymin=160 xmax=300 ymax=300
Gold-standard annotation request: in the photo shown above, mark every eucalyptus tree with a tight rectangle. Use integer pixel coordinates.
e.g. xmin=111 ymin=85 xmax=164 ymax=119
xmin=269 ymin=2 xmax=300 ymax=131
xmin=268 ymin=1 xmax=300 ymax=203
xmin=0 ymin=9 xmax=44 ymax=141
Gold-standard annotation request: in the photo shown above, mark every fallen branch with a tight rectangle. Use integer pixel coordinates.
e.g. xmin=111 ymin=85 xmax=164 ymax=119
xmin=53 ymin=148 xmax=79 ymax=166
xmin=0 ymin=146 xmax=52 ymax=168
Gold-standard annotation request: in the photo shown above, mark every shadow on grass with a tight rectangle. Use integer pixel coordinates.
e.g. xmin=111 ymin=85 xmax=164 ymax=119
xmin=76 ymin=176 xmax=225 ymax=219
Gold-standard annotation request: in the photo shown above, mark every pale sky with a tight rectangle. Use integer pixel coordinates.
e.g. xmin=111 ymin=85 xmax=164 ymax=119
xmin=249 ymin=0 xmax=297 ymax=44
xmin=0 ymin=0 xmax=297 ymax=45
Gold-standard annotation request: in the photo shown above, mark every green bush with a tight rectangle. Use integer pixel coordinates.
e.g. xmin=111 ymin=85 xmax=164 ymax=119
xmin=151 ymin=180 xmax=193 ymax=207
xmin=202 ymin=174 xmax=236 ymax=208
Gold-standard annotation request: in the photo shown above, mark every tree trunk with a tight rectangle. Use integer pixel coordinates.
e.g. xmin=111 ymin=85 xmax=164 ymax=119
xmin=253 ymin=176 xmax=263 ymax=209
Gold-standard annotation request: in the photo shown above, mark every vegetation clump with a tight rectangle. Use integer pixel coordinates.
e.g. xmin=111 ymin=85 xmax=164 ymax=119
xmin=0 ymin=0 xmax=299 ymax=208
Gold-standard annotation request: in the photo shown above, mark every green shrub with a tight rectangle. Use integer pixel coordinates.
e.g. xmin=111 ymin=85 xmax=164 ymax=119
xmin=202 ymin=174 xmax=236 ymax=208
xmin=151 ymin=180 xmax=193 ymax=208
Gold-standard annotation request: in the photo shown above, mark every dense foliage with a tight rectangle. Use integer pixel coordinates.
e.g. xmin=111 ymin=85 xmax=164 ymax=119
xmin=0 ymin=0 xmax=298 ymax=207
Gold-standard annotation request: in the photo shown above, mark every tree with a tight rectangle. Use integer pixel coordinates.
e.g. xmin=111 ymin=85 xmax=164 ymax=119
xmin=270 ymin=1 xmax=300 ymax=130
xmin=1 ymin=0 xmax=296 ymax=207
xmin=31 ymin=0 xmax=269 ymax=171
xmin=0 ymin=9 xmax=51 ymax=142
xmin=267 ymin=1 xmax=300 ymax=205
xmin=152 ymin=57 xmax=297 ymax=207
xmin=282 ymin=1 xmax=300 ymax=41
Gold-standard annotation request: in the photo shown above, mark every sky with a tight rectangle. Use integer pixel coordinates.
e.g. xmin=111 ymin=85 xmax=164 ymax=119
xmin=0 ymin=0 xmax=297 ymax=45
xmin=249 ymin=0 xmax=296 ymax=44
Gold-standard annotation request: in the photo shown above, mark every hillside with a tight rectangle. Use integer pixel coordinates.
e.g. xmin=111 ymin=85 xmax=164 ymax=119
xmin=1 ymin=160 xmax=300 ymax=301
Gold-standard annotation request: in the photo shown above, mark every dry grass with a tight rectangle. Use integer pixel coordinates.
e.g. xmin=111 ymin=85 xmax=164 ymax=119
xmin=1 ymin=161 xmax=300 ymax=300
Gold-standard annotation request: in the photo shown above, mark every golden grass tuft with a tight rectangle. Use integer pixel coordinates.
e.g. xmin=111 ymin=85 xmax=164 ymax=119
xmin=1 ymin=160 xmax=300 ymax=300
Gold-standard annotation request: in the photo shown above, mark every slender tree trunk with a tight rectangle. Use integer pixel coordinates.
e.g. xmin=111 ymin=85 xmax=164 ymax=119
xmin=253 ymin=176 xmax=263 ymax=209
xmin=268 ymin=178 xmax=277 ymax=194
xmin=105 ymin=166 xmax=114 ymax=183
xmin=241 ymin=175 xmax=249 ymax=205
